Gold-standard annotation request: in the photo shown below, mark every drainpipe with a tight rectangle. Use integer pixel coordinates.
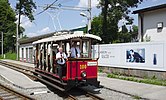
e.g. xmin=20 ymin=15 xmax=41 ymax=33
xmin=140 ymin=13 xmax=144 ymax=42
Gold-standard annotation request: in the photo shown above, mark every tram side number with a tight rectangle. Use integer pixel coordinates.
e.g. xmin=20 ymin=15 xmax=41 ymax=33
xmin=80 ymin=64 xmax=87 ymax=69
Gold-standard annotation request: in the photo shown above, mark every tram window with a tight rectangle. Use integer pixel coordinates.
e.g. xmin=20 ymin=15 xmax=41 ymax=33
xmin=45 ymin=44 xmax=47 ymax=49
xmin=66 ymin=43 xmax=70 ymax=57
xmin=40 ymin=44 xmax=43 ymax=50
xmin=82 ymin=41 xmax=89 ymax=58
xmin=52 ymin=44 xmax=58 ymax=55
xmin=48 ymin=44 xmax=51 ymax=55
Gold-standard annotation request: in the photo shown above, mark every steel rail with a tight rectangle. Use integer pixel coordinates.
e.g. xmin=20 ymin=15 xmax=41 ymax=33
xmin=78 ymin=88 xmax=105 ymax=100
xmin=65 ymin=92 xmax=78 ymax=100
xmin=86 ymin=91 xmax=104 ymax=100
xmin=0 ymin=60 xmax=65 ymax=91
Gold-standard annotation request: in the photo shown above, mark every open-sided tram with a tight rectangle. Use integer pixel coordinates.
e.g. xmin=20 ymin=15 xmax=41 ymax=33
xmin=32 ymin=31 xmax=101 ymax=91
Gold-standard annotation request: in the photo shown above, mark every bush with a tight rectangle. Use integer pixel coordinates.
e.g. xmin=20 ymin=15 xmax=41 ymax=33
xmin=1 ymin=52 xmax=16 ymax=60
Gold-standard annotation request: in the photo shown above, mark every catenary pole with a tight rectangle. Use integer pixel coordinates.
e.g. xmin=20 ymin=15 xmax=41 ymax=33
xmin=88 ymin=0 xmax=91 ymax=33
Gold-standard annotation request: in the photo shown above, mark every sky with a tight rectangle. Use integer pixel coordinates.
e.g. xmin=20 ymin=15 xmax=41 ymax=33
xmin=8 ymin=0 xmax=166 ymax=37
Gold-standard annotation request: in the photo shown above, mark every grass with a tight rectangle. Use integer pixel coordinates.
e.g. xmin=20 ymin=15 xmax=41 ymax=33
xmin=133 ymin=95 xmax=141 ymax=100
xmin=106 ymin=73 xmax=166 ymax=86
xmin=0 ymin=52 xmax=16 ymax=60
xmin=98 ymin=68 xmax=103 ymax=73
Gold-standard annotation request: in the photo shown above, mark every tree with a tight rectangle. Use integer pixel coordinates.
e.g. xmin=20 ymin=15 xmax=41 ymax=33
xmin=131 ymin=25 xmax=138 ymax=41
xmin=0 ymin=0 xmax=17 ymax=53
xmin=91 ymin=16 xmax=102 ymax=37
xmin=117 ymin=25 xmax=131 ymax=43
xmin=95 ymin=0 xmax=143 ymax=43
xmin=117 ymin=25 xmax=139 ymax=43
xmin=16 ymin=0 xmax=36 ymax=37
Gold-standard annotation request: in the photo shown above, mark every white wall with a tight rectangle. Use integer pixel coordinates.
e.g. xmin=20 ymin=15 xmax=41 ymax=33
xmin=19 ymin=45 xmax=33 ymax=62
xmin=19 ymin=48 xmax=22 ymax=61
xmin=93 ymin=42 xmax=166 ymax=71
xmin=138 ymin=8 xmax=166 ymax=42
xmin=23 ymin=47 xmax=26 ymax=62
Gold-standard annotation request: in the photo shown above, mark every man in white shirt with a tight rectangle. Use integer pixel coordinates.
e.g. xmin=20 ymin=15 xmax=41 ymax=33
xmin=56 ymin=47 xmax=67 ymax=79
xmin=70 ymin=42 xmax=81 ymax=58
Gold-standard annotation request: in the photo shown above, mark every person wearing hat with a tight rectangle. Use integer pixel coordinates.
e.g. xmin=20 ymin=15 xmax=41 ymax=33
xmin=70 ymin=42 xmax=81 ymax=58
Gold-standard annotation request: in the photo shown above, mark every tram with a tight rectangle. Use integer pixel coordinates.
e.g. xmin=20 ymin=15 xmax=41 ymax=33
xmin=32 ymin=31 xmax=101 ymax=90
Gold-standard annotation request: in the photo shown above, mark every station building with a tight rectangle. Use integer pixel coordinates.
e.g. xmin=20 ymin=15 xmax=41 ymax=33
xmin=19 ymin=32 xmax=55 ymax=63
xmin=133 ymin=3 xmax=166 ymax=42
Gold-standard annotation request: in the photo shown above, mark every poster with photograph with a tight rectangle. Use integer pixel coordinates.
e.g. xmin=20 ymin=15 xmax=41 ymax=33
xmin=126 ymin=48 xmax=145 ymax=63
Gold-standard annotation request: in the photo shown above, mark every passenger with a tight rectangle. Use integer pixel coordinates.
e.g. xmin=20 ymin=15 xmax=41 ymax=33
xmin=70 ymin=42 xmax=81 ymax=58
xmin=56 ymin=47 xmax=67 ymax=80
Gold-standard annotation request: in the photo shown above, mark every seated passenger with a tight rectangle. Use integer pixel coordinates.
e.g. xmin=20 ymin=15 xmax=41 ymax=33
xmin=70 ymin=42 xmax=81 ymax=58
xmin=56 ymin=47 xmax=67 ymax=79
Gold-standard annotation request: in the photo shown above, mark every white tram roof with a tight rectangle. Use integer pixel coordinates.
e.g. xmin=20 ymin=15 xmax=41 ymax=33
xmin=32 ymin=31 xmax=102 ymax=44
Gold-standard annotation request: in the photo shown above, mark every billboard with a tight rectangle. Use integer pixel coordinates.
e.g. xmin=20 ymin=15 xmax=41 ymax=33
xmin=126 ymin=48 xmax=145 ymax=63
xmin=93 ymin=42 xmax=166 ymax=71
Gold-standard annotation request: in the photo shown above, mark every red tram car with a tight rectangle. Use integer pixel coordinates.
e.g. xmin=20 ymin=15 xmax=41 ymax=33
xmin=32 ymin=31 xmax=101 ymax=91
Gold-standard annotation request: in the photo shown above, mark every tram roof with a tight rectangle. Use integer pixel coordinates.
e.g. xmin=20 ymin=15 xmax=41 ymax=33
xmin=32 ymin=31 xmax=102 ymax=44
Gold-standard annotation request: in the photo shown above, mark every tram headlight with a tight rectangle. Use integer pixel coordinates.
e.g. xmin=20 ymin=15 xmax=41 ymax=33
xmin=81 ymin=71 xmax=87 ymax=78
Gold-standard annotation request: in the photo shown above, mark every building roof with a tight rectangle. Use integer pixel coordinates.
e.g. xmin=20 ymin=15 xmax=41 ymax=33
xmin=133 ymin=3 xmax=166 ymax=14
xmin=32 ymin=31 xmax=102 ymax=44
xmin=19 ymin=26 xmax=86 ymax=44
xmin=18 ymin=32 xmax=56 ymax=44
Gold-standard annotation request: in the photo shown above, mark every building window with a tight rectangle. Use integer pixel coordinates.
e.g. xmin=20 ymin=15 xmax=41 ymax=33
xmin=157 ymin=22 xmax=163 ymax=29
xmin=157 ymin=22 xmax=163 ymax=32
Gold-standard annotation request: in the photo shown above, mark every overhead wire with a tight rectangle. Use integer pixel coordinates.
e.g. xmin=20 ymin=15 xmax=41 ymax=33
xmin=36 ymin=0 xmax=58 ymax=16
xmin=20 ymin=0 xmax=85 ymax=30
xmin=19 ymin=0 xmax=59 ymax=26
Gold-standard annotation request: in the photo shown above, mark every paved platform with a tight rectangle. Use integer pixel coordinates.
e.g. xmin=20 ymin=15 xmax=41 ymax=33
xmin=98 ymin=73 xmax=166 ymax=100
xmin=0 ymin=60 xmax=46 ymax=90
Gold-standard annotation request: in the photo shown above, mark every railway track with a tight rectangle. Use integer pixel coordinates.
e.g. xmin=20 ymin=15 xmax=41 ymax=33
xmin=0 ymin=60 xmax=66 ymax=91
xmin=84 ymin=91 xmax=104 ymax=100
xmin=65 ymin=87 xmax=104 ymax=100
xmin=0 ymin=60 xmax=105 ymax=100
xmin=0 ymin=83 xmax=34 ymax=100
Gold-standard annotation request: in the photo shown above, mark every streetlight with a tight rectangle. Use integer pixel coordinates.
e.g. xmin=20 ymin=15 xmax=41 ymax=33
xmin=80 ymin=12 xmax=91 ymax=33
xmin=16 ymin=0 xmax=21 ymax=61
xmin=80 ymin=0 xmax=91 ymax=33
xmin=80 ymin=12 xmax=87 ymax=17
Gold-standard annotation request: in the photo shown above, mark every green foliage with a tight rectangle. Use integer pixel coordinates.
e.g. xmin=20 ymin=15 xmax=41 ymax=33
xmin=92 ymin=16 xmax=139 ymax=43
xmin=116 ymin=25 xmax=139 ymax=43
xmin=91 ymin=16 xmax=103 ymax=37
xmin=0 ymin=0 xmax=16 ymax=33
xmin=144 ymin=34 xmax=151 ymax=42
xmin=16 ymin=0 xmax=37 ymax=22
xmin=0 ymin=51 xmax=16 ymax=60
xmin=133 ymin=95 xmax=141 ymax=100
xmin=5 ymin=52 xmax=17 ymax=60
xmin=0 ymin=0 xmax=17 ymax=53
xmin=91 ymin=0 xmax=143 ymax=43
xmin=22 ymin=34 xmax=28 ymax=39
xmin=106 ymin=73 xmax=166 ymax=86
xmin=151 ymin=75 xmax=157 ymax=80
xmin=16 ymin=0 xmax=36 ymax=37
xmin=98 ymin=68 xmax=103 ymax=73
xmin=132 ymin=25 xmax=138 ymax=40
